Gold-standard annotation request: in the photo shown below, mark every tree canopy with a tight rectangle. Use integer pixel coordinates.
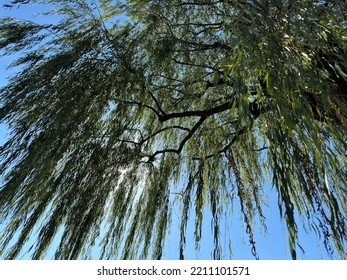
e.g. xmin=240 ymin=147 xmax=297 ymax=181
xmin=0 ymin=0 xmax=347 ymax=260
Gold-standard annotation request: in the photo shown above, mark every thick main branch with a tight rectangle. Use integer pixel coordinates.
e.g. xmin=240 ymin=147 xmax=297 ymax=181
xmin=158 ymin=100 xmax=234 ymax=122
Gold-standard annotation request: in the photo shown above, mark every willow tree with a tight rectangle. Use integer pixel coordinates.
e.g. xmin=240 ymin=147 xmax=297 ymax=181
xmin=0 ymin=0 xmax=346 ymax=260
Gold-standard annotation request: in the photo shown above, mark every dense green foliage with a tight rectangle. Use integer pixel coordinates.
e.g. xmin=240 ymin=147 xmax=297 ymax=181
xmin=0 ymin=0 xmax=347 ymax=259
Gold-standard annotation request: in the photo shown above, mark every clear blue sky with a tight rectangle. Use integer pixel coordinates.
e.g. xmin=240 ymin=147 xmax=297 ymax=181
xmin=0 ymin=2 xmax=338 ymax=260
